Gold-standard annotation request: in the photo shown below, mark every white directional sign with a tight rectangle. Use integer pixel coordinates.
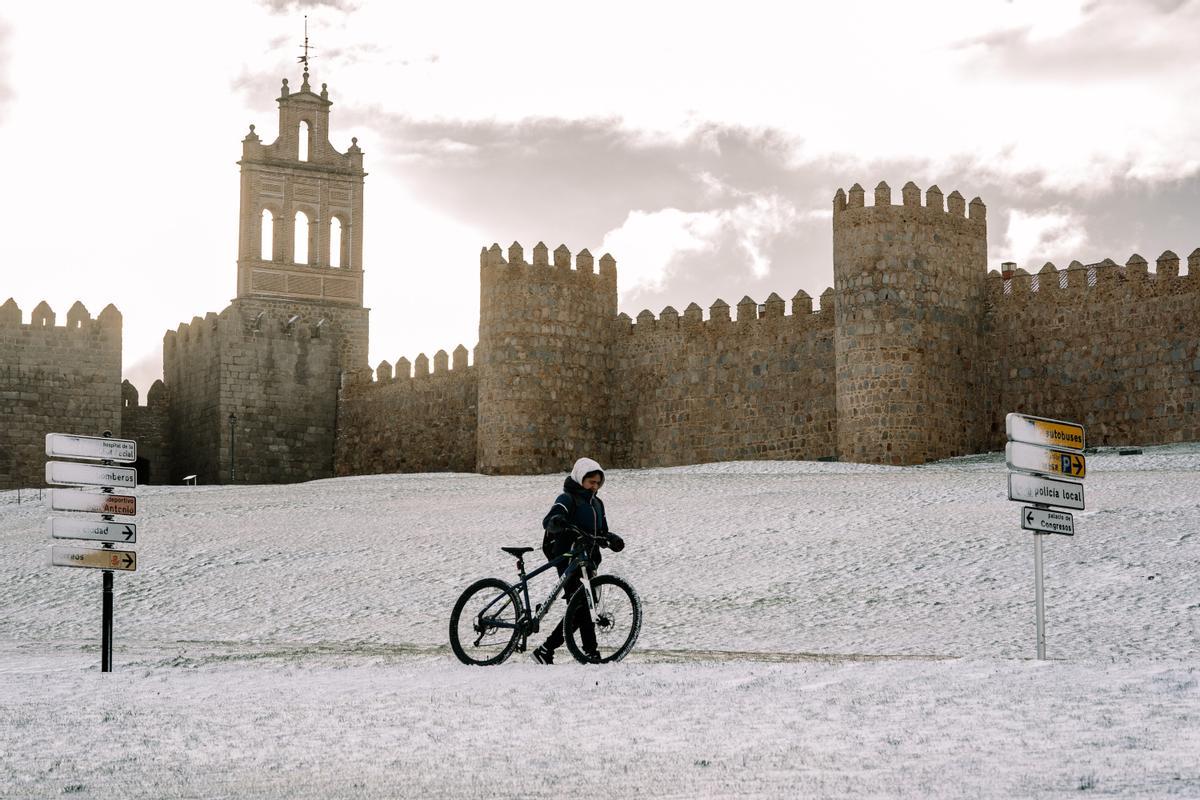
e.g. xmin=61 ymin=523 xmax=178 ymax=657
xmin=1006 ymin=441 xmax=1087 ymax=479
xmin=1007 ymin=472 xmax=1085 ymax=511
xmin=1020 ymin=506 xmax=1074 ymax=536
xmin=45 ymin=461 xmax=137 ymax=489
xmin=45 ymin=489 xmax=137 ymax=517
xmin=50 ymin=545 xmax=137 ymax=572
xmin=1006 ymin=413 xmax=1086 ymax=452
xmin=47 ymin=517 xmax=136 ymax=544
xmin=45 ymin=433 xmax=136 ymax=463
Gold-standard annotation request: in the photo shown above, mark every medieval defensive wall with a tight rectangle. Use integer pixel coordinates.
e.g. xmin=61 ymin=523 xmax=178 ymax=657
xmin=3 ymin=67 xmax=1197 ymax=488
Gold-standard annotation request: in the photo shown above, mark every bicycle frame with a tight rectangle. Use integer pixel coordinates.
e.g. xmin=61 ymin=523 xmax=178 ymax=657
xmin=474 ymin=547 xmax=599 ymax=649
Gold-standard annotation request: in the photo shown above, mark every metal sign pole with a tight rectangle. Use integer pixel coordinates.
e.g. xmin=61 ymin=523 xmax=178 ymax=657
xmin=1034 ymin=533 xmax=1046 ymax=660
xmin=100 ymin=433 xmax=114 ymax=673
xmin=101 ymin=569 xmax=113 ymax=672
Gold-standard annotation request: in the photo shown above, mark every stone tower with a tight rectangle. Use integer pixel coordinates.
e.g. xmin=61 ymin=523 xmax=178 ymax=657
xmin=476 ymin=242 xmax=618 ymax=474
xmin=163 ymin=69 xmax=369 ymax=485
xmin=832 ymin=181 xmax=989 ymax=464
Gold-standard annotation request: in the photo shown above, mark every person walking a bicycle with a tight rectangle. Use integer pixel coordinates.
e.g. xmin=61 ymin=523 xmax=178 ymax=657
xmin=532 ymin=457 xmax=624 ymax=664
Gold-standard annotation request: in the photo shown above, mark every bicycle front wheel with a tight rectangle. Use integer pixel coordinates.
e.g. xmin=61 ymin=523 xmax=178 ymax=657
xmin=563 ymin=574 xmax=641 ymax=664
xmin=449 ymin=577 xmax=523 ymax=666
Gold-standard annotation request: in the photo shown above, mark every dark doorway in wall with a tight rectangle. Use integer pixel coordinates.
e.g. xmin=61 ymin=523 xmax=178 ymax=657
xmin=134 ymin=456 xmax=151 ymax=486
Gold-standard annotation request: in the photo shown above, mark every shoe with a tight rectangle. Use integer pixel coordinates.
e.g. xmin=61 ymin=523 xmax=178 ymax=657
xmin=582 ymin=651 xmax=601 ymax=663
xmin=531 ymin=646 xmax=554 ymax=665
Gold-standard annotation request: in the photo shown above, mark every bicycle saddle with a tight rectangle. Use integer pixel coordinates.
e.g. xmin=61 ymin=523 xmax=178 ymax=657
xmin=500 ymin=546 xmax=534 ymax=558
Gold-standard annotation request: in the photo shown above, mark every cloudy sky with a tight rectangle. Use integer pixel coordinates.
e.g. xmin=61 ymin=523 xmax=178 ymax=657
xmin=1 ymin=1 xmax=1198 ymax=394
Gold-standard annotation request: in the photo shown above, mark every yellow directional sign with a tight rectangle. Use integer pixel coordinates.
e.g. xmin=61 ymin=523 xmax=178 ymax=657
xmin=1005 ymin=413 xmax=1086 ymax=452
xmin=50 ymin=545 xmax=137 ymax=572
xmin=1006 ymin=442 xmax=1086 ymax=479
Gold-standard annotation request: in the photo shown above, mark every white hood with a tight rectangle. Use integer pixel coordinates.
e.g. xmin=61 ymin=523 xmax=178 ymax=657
xmin=570 ymin=457 xmax=605 ymax=489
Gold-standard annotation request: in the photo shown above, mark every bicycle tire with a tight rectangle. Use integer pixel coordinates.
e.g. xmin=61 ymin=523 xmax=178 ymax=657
xmin=563 ymin=574 xmax=641 ymax=664
xmin=449 ymin=577 xmax=524 ymax=666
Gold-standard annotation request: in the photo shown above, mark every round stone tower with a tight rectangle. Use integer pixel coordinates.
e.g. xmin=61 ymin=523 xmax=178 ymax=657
xmin=476 ymin=241 xmax=618 ymax=475
xmin=832 ymin=180 xmax=989 ymax=464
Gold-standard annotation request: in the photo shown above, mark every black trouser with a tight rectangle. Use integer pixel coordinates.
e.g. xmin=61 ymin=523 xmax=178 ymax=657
xmin=541 ymin=562 xmax=597 ymax=654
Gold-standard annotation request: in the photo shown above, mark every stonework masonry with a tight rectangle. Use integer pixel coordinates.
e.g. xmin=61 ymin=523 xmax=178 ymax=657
xmin=984 ymin=251 xmax=1200 ymax=449
xmin=120 ymin=379 xmax=170 ymax=485
xmin=0 ymin=300 xmax=122 ymax=489
xmin=610 ymin=290 xmax=837 ymax=467
xmin=3 ymin=69 xmax=1198 ymax=489
xmin=476 ymin=242 xmax=618 ymax=474
xmin=163 ymin=298 xmax=367 ymax=485
xmin=833 ymin=181 xmax=989 ymax=464
xmin=335 ymin=348 xmax=477 ymax=476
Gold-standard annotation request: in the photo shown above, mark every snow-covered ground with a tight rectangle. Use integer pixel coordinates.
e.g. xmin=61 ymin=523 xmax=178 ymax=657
xmin=1 ymin=446 xmax=1197 ymax=798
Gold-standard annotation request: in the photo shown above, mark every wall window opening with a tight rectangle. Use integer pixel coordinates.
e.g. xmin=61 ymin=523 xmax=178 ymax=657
xmin=298 ymin=121 xmax=310 ymax=162
xmin=294 ymin=211 xmax=310 ymax=264
xmin=261 ymin=209 xmax=274 ymax=260
xmin=330 ymin=217 xmax=343 ymax=268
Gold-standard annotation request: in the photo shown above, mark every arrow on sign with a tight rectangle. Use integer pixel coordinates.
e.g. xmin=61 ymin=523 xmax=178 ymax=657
xmin=121 ymin=552 xmax=134 ymax=569
xmin=122 ymin=526 xmax=134 ymax=541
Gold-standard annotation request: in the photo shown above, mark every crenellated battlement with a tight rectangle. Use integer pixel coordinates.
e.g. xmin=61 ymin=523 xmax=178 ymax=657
xmin=989 ymin=249 xmax=1198 ymax=302
xmin=479 ymin=241 xmax=617 ymax=284
xmin=0 ymin=299 xmax=122 ymax=335
xmin=1 ymin=300 xmax=123 ymax=489
xmin=833 ymin=180 xmax=986 ymax=227
xmin=616 ymin=288 xmax=836 ymax=336
xmin=365 ymin=343 xmax=476 ymax=384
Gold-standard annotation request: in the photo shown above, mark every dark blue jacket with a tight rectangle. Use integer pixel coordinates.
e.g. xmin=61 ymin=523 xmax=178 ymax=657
xmin=542 ymin=476 xmax=610 ymax=565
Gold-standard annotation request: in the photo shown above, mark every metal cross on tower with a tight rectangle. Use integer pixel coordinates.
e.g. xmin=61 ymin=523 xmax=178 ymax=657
xmin=298 ymin=16 xmax=315 ymax=77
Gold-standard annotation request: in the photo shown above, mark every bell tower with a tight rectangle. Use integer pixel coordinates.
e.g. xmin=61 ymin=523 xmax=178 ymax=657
xmin=163 ymin=61 xmax=371 ymax=486
xmin=236 ymin=67 xmax=366 ymax=306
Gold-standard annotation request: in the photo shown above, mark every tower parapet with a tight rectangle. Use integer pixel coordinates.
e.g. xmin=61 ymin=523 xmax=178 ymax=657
xmin=476 ymin=241 xmax=618 ymax=474
xmin=832 ymin=181 xmax=989 ymax=464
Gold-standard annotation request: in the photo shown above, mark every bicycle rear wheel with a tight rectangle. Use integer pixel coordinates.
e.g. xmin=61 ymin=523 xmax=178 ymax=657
xmin=449 ymin=578 xmax=523 ymax=666
xmin=563 ymin=574 xmax=641 ymax=664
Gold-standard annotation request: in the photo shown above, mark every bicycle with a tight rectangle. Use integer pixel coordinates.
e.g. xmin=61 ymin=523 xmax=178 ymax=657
xmin=448 ymin=529 xmax=642 ymax=666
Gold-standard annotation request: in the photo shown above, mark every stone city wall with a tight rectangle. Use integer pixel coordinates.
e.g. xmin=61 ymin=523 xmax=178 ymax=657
xmin=476 ymin=242 xmax=618 ymax=475
xmin=163 ymin=312 xmax=223 ymax=484
xmin=832 ymin=181 xmax=990 ymax=465
xmin=164 ymin=298 xmax=367 ymax=485
xmin=0 ymin=300 xmax=123 ymax=490
xmin=984 ymin=250 xmax=1200 ymax=449
xmin=119 ymin=379 xmax=171 ymax=485
xmin=334 ymin=346 xmax=478 ymax=475
xmin=609 ymin=291 xmax=838 ymax=468
xmin=217 ymin=300 xmax=347 ymax=485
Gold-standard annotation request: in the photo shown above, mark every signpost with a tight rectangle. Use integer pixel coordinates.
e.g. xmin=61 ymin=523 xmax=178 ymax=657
xmin=1020 ymin=507 xmax=1074 ymax=536
xmin=50 ymin=545 xmax=137 ymax=571
xmin=1004 ymin=413 xmax=1085 ymax=660
xmin=45 ymin=433 xmax=137 ymax=463
xmin=48 ymin=518 xmax=137 ymax=544
xmin=1006 ymin=441 xmax=1086 ymax=479
xmin=1006 ymin=414 xmax=1086 ymax=451
xmin=46 ymin=489 xmax=136 ymax=517
xmin=45 ymin=461 xmax=137 ymax=489
xmin=43 ymin=432 xmax=141 ymax=673
xmin=1006 ymin=472 xmax=1085 ymax=510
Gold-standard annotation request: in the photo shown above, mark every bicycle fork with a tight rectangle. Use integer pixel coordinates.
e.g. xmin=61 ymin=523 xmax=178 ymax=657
xmin=579 ymin=570 xmax=601 ymax=624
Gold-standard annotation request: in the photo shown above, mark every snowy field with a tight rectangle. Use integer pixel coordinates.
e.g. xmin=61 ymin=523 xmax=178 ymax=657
xmin=1 ymin=446 xmax=1198 ymax=798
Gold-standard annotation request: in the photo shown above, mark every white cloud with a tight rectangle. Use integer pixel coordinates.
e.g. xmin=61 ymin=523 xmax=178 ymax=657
xmin=599 ymin=208 xmax=721 ymax=296
xmin=600 ymin=192 xmax=802 ymax=295
xmin=1002 ymin=208 xmax=1089 ymax=268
